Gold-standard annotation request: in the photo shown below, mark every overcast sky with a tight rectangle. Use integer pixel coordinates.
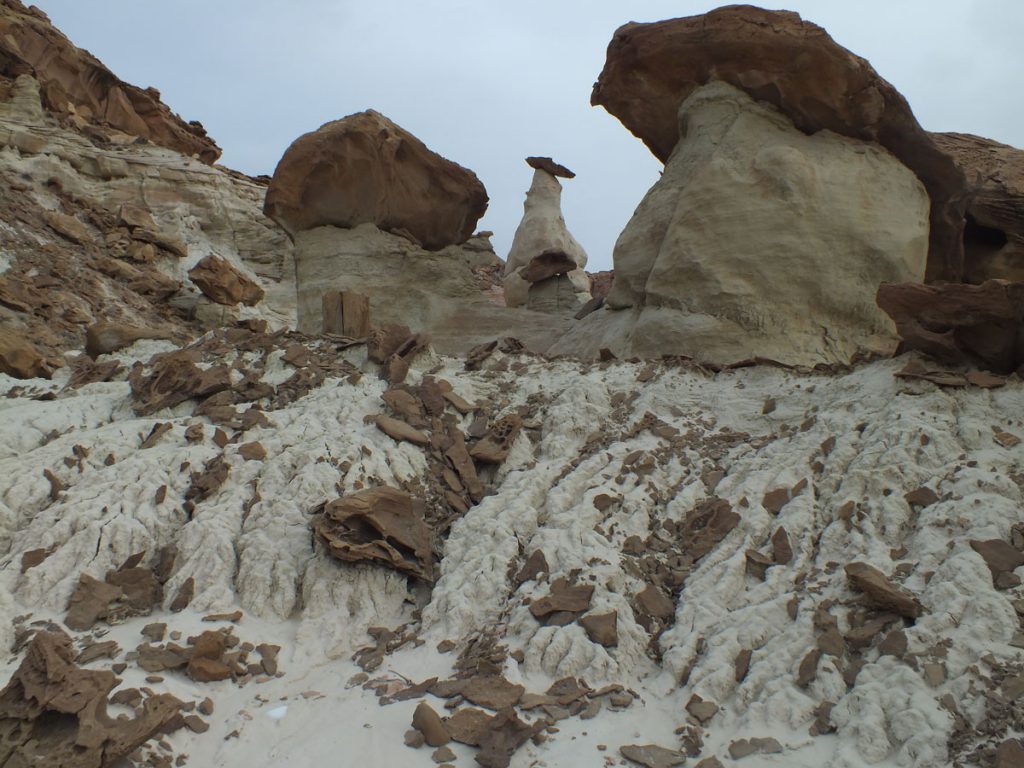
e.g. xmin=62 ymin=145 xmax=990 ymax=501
xmin=32 ymin=1 xmax=1024 ymax=271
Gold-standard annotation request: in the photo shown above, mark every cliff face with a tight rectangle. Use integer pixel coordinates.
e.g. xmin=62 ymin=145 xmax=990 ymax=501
xmin=0 ymin=0 xmax=220 ymax=163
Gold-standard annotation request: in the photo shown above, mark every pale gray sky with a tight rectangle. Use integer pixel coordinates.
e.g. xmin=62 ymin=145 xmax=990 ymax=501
xmin=32 ymin=1 xmax=1024 ymax=270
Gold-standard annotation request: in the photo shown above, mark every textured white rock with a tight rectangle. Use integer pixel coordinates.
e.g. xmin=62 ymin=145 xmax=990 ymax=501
xmin=0 ymin=76 xmax=295 ymax=329
xmin=553 ymin=81 xmax=930 ymax=365
xmin=3 ymin=345 xmax=1024 ymax=767
xmin=504 ymin=169 xmax=590 ymax=308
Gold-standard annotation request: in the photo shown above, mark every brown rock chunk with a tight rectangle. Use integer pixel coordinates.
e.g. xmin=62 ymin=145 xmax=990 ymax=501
xmin=169 ymin=577 xmax=194 ymax=612
xmin=313 ymin=487 xmax=434 ymax=581
xmin=64 ymin=573 xmax=123 ymax=631
xmin=0 ymin=330 xmax=59 ymax=379
xmin=470 ymin=414 xmax=523 ymax=464
xmin=187 ymin=657 xmax=233 ymax=683
xmin=238 ymin=441 xmax=267 ymax=461
xmin=128 ymin=351 xmax=231 ymax=415
xmin=635 ymin=583 xmax=675 ymax=621
xmin=995 ymin=738 xmax=1024 ymax=768
xmin=257 ymin=644 xmax=281 ymax=676
xmin=85 ymin=321 xmax=175 ymax=358
xmin=444 ymin=707 xmax=494 ymax=746
xmin=905 ymin=486 xmax=940 ymax=507
xmin=475 ymin=708 xmax=543 ymax=768
xmin=20 ymin=548 xmax=51 ymax=573
xmin=529 ymin=578 xmax=594 ymax=621
xmin=685 ymin=694 xmax=717 ymax=724
xmin=265 ymin=110 xmax=488 ymax=250
xmin=514 ymin=550 xmax=549 ymax=586
xmin=412 ymin=701 xmax=451 ymax=747
xmin=0 ymin=631 xmax=183 ymax=766
xmin=460 ymin=676 xmax=525 ymax=711
xmin=796 ymin=648 xmax=822 ymax=688
xmin=772 ymin=527 xmax=793 ymax=565
xmin=970 ymin=539 xmax=1024 ymax=583
xmin=526 ymin=156 xmax=575 ymax=179
xmin=745 ymin=549 xmax=773 ymax=581
xmin=367 ymin=323 xmax=414 ymax=364
xmin=105 ymin=566 xmax=162 ymax=612
xmin=188 ymin=254 xmax=264 ymax=306
xmin=620 ymin=744 xmax=687 ymax=768
xmin=375 ymin=415 xmax=430 ymax=446
xmin=877 ymin=280 xmax=1024 ymax=372
xmin=845 ymin=562 xmax=922 ymax=619
xmin=592 ymin=5 xmax=966 ymax=281
xmin=735 ymin=649 xmax=752 ymax=682
xmin=579 ymin=611 xmax=618 ymax=647
xmin=43 ymin=210 xmax=96 ymax=245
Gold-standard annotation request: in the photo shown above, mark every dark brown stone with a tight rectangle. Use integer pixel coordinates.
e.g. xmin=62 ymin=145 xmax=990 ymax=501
xmin=265 ymin=110 xmax=487 ymax=250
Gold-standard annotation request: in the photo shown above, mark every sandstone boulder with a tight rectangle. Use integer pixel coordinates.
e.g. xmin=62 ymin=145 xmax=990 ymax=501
xmin=553 ymin=82 xmax=929 ymax=365
xmin=504 ymin=157 xmax=590 ymax=309
xmin=0 ymin=1 xmax=219 ymax=162
xmin=188 ymin=254 xmax=265 ymax=306
xmin=264 ymin=110 xmax=487 ymax=249
xmin=932 ymin=132 xmax=1024 ymax=283
xmin=591 ymin=5 xmax=966 ymax=281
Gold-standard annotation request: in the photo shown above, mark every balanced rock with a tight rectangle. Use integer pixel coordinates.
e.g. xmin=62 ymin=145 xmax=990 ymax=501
xmin=504 ymin=157 xmax=590 ymax=310
xmin=554 ymin=81 xmax=928 ymax=365
xmin=265 ymin=110 xmax=487 ymax=250
xmin=591 ymin=5 xmax=966 ymax=281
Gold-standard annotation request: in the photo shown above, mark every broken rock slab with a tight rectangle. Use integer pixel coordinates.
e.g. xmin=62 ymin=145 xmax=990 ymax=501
xmin=845 ymin=561 xmax=923 ymax=619
xmin=0 ymin=630 xmax=183 ymax=767
xmin=188 ymin=254 xmax=265 ymax=307
xmin=313 ymin=487 xmax=434 ymax=581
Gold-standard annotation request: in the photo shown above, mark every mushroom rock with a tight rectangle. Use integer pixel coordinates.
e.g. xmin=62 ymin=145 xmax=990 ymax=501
xmin=931 ymin=132 xmax=1024 ymax=284
xmin=504 ymin=157 xmax=590 ymax=311
xmin=264 ymin=110 xmax=488 ymax=250
xmin=550 ymin=81 xmax=929 ymax=366
xmin=0 ymin=0 xmax=220 ymax=162
xmin=590 ymin=5 xmax=967 ymax=282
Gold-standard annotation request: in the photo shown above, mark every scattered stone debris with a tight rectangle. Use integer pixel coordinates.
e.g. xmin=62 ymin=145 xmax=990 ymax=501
xmin=620 ymin=744 xmax=688 ymax=768
xmin=0 ymin=630 xmax=184 ymax=766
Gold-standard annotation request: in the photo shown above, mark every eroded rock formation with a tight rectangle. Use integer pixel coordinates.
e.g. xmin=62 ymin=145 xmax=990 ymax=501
xmin=932 ymin=132 xmax=1024 ymax=284
xmin=0 ymin=630 xmax=184 ymax=766
xmin=554 ymin=82 xmax=929 ymax=365
xmin=590 ymin=4 xmax=966 ymax=282
xmin=264 ymin=110 xmax=488 ymax=250
xmin=504 ymin=157 xmax=590 ymax=312
xmin=0 ymin=0 xmax=220 ymax=163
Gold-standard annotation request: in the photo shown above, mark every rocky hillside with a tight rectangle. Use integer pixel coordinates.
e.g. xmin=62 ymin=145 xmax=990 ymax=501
xmin=0 ymin=5 xmax=1023 ymax=768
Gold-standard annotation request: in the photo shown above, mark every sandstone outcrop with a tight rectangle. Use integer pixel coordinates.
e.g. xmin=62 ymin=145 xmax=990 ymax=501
xmin=0 ymin=74 xmax=294 ymax=365
xmin=932 ymin=132 xmax=1024 ymax=283
xmin=264 ymin=110 xmax=487 ymax=249
xmin=293 ymin=223 xmax=574 ymax=354
xmin=553 ymin=82 xmax=929 ymax=365
xmin=0 ymin=630 xmax=184 ymax=766
xmin=591 ymin=5 xmax=966 ymax=282
xmin=504 ymin=157 xmax=590 ymax=312
xmin=0 ymin=0 xmax=220 ymax=163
